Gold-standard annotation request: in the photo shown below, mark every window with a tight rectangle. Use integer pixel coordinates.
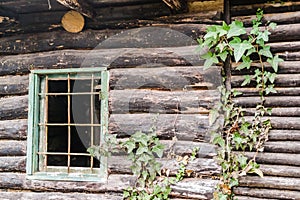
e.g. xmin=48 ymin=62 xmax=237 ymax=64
xmin=26 ymin=68 xmax=109 ymax=182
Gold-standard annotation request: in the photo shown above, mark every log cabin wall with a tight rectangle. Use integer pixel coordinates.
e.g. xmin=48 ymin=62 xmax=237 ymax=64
xmin=0 ymin=0 xmax=299 ymax=200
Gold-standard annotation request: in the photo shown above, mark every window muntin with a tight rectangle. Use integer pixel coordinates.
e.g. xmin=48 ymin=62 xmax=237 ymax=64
xmin=26 ymin=68 xmax=108 ymax=182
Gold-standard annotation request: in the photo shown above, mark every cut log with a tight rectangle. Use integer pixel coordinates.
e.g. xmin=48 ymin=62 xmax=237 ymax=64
xmin=232 ymin=61 xmax=300 ymax=75
xmin=243 ymin=107 xmax=300 ymax=117
xmin=108 ymin=156 xmax=220 ymax=176
xmin=0 ymin=156 xmax=26 ymax=172
xmin=263 ymin=141 xmax=300 ymax=153
xmin=268 ymin=130 xmax=300 ymax=141
xmin=0 ymin=75 xmax=28 ymax=96
xmin=0 ymin=95 xmax=28 ymax=120
xmin=243 ymin=152 xmax=300 ymax=166
xmin=110 ymin=66 xmax=221 ymax=90
xmin=234 ymin=11 xmax=300 ymax=26
xmin=239 ymin=176 xmax=300 ymax=191
xmin=260 ymin=164 xmax=300 ymax=178
xmin=109 ymin=114 xmax=211 ymax=142
xmin=0 ymin=140 xmax=26 ymax=156
xmin=0 ymin=119 xmax=27 ymax=140
xmin=0 ymin=46 xmax=204 ymax=76
xmin=234 ymin=96 xmax=300 ymax=107
xmin=231 ymin=2 xmax=300 ymax=16
xmin=0 ymin=192 xmax=122 ymax=200
xmin=231 ymin=74 xmax=300 ymax=88
xmin=234 ymin=187 xmax=300 ymax=200
xmin=61 ymin=10 xmax=85 ymax=33
xmin=232 ymin=87 xmax=300 ymax=97
xmin=110 ymin=89 xmax=220 ymax=114
xmin=0 ymin=172 xmax=218 ymax=197
xmin=277 ymin=51 xmax=300 ymax=61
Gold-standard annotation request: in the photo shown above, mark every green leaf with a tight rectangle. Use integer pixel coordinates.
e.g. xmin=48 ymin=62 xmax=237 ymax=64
xmin=218 ymin=51 xmax=228 ymax=62
xmin=232 ymin=89 xmax=242 ymax=97
xmin=258 ymin=45 xmax=272 ymax=58
xmin=266 ymin=84 xmax=277 ymax=95
xmin=152 ymin=143 xmax=165 ymax=158
xmin=241 ymin=75 xmax=251 ymax=86
xmin=269 ymin=22 xmax=277 ymax=30
xmin=209 ymin=109 xmax=219 ymax=126
xmin=229 ymin=38 xmax=253 ymax=62
xmin=124 ymin=140 xmax=136 ymax=153
xmin=268 ymin=73 xmax=277 ymax=83
xmin=253 ymin=168 xmax=264 ymax=178
xmin=236 ymin=55 xmax=252 ymax=70
xmin=267 ymin=55 xmax=284 ymax=72
xmin=136 ymin=145 xmax=148 ymax=155
xmin=257 ymin=30 xmax=270 ymax=42
xmin=201 ymin=51 xmax=219 ymax=69
xmin=227 ymin=20 xmax=246 ymax=38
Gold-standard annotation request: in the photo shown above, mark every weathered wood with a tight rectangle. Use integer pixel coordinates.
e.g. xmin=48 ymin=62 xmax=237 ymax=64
xmin=269 ymin=41 xmax=300 ymax=53
xmin=234 ymin=11 xmax=300 ymax=26
xmin=268 ymin=130 xmax=300 ymax=141
xmin=231 ymin=2 xmax=300 ymax=16
xmin=108 ymin=156 xmax=220 ymax=176
xmin=61 ymin=10 xmax=85 ymax=33
xmin=231 ymin=74 xmax=300 ymax=88
xmin=0 ymin=46 xmax=204 ymax=76
xmin=239 ymin=176 xmax=300 ymax=191
xmin=0 ymin=95 xmax=28 ymax=120
xmin=0 ymin=172 xmax=217 ymax=197
xmin=260 ymin=164 xmax=300 ymax=178
xmin=233 ymin=87 xmax=300 ymax=97
xmin=277 ymin=51 xmax=300 ymax=61
xmin=0 ymin=156 xmax=26 ymax=172
xmin=234 ymin=187 xmax=300 ymax=200
xmin=263 ymin=141 xmax=300 ymax=153
xmin=110 ymin=66 xmax=221 ymax=90
xmin=244 ymin=107 xmax=300 ymax=117
xmin=243 ymin=152 xmax=300 ymax=166
xmin=0 ymin=140 xmax=26 ymax=156
xmin=109 ymin=114 xmax=211 ymax=141
xmin=110 ymin=90 xmax=220 ymax=114
xmin=232 ymin=61 xmax=300 ymax=75
xmin=234 ymin=196 xmax=276 ymax=200
xmin=0 ymin=119 xmax=27 ymax=140
xmin=0 ymin=192 xmax=123 ymax=200
xmin=0 ymin=75 xmax=28 ymax=95
xmin=234 ymin=96 xmax=300 ymax=107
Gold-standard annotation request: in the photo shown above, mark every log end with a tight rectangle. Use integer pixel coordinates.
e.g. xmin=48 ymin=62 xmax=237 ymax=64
xmin=61 ymin=10 xmax=85 ymax=33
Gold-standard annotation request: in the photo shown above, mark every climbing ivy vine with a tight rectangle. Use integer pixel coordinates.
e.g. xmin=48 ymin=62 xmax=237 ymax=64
xmin=198 ymin=9 xmax=283 ymax=200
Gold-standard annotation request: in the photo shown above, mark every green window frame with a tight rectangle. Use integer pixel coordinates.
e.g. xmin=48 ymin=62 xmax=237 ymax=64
xmin=26 ymin=67 xmax=109 ymax=182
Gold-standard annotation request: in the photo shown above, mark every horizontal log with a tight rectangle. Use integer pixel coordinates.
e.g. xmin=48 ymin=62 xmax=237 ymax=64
xmin=269 ymin=41 xmax=300 ymax=53
xmin=234 ymin=11 xmax=300 ymax=26
xmin=234 ymin=187 xmax=300 ymax=200
xmin=234 ymin=196 xmax=276 ymax=200
xmin=268 ymin=130 xmax=300 ymax=141
xmin=109 ymin=114 xmax=212 ymax=142
xmin=0 ymin=46 xmax=204 ymax=76
xmin=0 ymin=95 xmax=28 ymax=120
xmin=0 ymin=75 xmax=28 ymax=96
xmin=234 ymin=96 xmax=300 ymax=107
xmin=244 ymin=152 xmax=300 ymax=166
xmin=232 ymin=61 xmax=300 ymax=75
xmin=0 ymin=172 xmax=217 ymax=197
xmin=231 ymin=74 xmax=300 ymax=88
xmin=231 ymin=2 xmax=300 ymax=16
xmin=110 ymin=66 xmax=221 ymax=90
xmin=0 ymin=156 xmax=26 ymax=172
xmin=0 ymin=140 xmax=26 ymax=156
xmin=239 ymin=176 xmax=300 ymax=191
xmin=263 ymin=141 xmax=300 ymax=153
xmin=0 ymin=192 xmax=122 ymax=200
xmin=110 ymin=89 xmax=220 ymax=114
xmin=0 ymin=119 xmax=27 ymax=140
xmin=244 ymin=107 xmax=300 ymax=117
xmin=233 ymin=87 xmax=300 ymax=96
xmin=108 ymin=156 xmax=220 ymax=176
xmin=260 ymin=164 xmax=300 ymax=178
xmin=277 ymin=51 xmax=300 ymax=61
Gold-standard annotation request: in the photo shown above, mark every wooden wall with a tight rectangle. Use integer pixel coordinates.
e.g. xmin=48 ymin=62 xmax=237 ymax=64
xmin=0 ymin=0 xmax=300 ymax=199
